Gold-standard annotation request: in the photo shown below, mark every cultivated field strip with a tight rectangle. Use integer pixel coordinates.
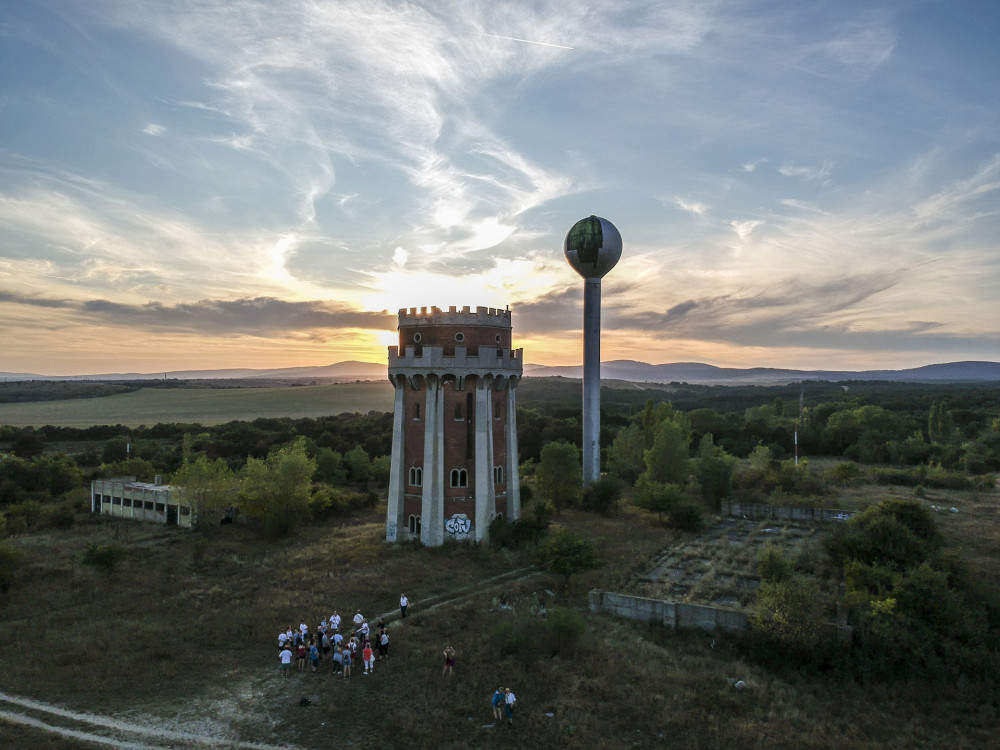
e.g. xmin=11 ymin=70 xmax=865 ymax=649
xmin=0 ymin=691 xmax=301 ymax=750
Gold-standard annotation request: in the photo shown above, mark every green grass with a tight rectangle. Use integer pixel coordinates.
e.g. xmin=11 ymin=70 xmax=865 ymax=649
xmin=0 ymin=381 xmax=394 ymax=427
xmin=1 ymin=497 xmax=998 ymax=749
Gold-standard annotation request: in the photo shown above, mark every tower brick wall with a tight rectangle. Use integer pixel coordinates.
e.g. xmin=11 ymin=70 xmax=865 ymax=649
xmin=385 ymin=306 xmax=522 ymax=545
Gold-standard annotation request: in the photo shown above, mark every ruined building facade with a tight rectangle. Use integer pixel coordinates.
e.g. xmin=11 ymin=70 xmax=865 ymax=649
xmin=385 ymin=306 xmax=522 ymax=545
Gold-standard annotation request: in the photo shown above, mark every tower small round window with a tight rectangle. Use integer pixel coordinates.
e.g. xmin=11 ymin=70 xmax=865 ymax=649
xmin=495 ymin=334 xmax=502 ymax=344
xmin=413 ymin=332 xmax=422 ymax=343
xmin=454 ymin=332 xmax=465 ymax=342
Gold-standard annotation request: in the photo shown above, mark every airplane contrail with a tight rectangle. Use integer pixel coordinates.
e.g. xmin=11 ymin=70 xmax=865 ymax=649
xmin=479 ymin=32 xmax=574 ymax=50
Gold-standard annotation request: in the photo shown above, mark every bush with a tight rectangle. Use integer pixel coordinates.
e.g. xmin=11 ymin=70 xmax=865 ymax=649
xmin=542 ymin=607 xmax=587 ymax=655
xmin=757 ymin=543 xmax=794 ymax=583
xmin=488 ymin=502 xmax=551 ymax=550
xmin=668 ymin=497 xmax=704 ymax=531
xmin=751 ymin=575 xmax=828 ymax=648
xmin=535 ymin=527 xmax=601 ymax=591
xmin=828 ymin=499 xmax=941 ymax=570
xmin=0 ymin=543 xmax=22 ymax=593
xmin=490 ymin=618 xmax=538 ymax=663
xmin=580 ymin=476 xmax=622 ymax=515
xmin=82 ymin=542 xmax=128 ymax=578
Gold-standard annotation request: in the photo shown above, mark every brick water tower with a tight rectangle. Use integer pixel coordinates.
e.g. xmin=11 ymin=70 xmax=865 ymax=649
xmin=384 ymin=305 xmax=523 ymax=545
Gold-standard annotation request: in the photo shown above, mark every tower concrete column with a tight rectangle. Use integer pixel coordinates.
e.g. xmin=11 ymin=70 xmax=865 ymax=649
xmin=420 ymin=375 xmax=445 ymax=546
xmin=582 ymin=277 xmax=602 ymax=486
xmin=473 ymin=375 xmax=495 ymax=540
xmin=385 ymin=378 xmax=406 ymax=541
xmin=505 ymin=378 xmax=521 ymax=520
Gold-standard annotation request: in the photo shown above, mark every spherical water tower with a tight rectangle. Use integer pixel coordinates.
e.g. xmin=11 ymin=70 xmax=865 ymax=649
xmin=564 ymin=215 xmax=622 ymax=486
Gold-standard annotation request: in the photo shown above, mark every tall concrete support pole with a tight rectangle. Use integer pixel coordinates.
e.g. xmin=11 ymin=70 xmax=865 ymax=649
xmin=505 ymin=379 xmax=521 ymax=520
xmin=420 ymin=375 xmax=445 ymax=546
xmin=582 ymin=278 xmax=602 ymax=486
xmin=473 ymin=376 xmax=495 ymax=541
xmin=385 ymin=378 xmax=406 ymax=542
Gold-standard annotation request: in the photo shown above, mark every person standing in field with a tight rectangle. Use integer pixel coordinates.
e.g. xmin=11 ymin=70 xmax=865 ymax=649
xmin=342 ymin=646 xmax=352 ymax=679
xmin=330 ymin=611 xmax=341 ymax=632
xmin=442 ymin=645 xmax=456 ymax=677
xmin=297 ymin=640 xmax=307 ymax=671
xmin=504 ymin=688 xmax=516 ymax=726
xmin=309 ymin=639 xmax=320 ymax=673
xmin=363 ymin=641 xmax=374 ymax=674
xmin=279 ymin=644 xmax=293 ymax=676
xmin=332 ymin=645 xmax=344 ymax=675
xmin=491 ymin=687 xmax=504 ymax=721
xmin=378 ymin=630 xmax=389 ymax=661
xmin=400 ymin=594 xmax=409 ymax=619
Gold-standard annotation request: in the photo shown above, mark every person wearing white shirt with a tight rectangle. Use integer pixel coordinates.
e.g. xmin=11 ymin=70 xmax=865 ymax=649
xmin=400 ymin=594 xmax=409 ymax=619
xmin=279 ymin=645 xmax=293 ymax=676
xmin=504 ymin=688 xmax=516 ymax=726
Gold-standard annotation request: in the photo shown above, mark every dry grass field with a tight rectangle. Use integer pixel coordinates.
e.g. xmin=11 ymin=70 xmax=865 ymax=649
xmin=2 ymin=492 xmax=999 ymax=749
xmin=0 ymin=381 xmax=395 ymax=427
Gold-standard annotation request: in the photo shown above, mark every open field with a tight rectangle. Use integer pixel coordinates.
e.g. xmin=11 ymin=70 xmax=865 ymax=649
xmin=1 ymin=493 xmax=999 ymax=749
xmin=0 ymin=381 xmax=395 ymax=427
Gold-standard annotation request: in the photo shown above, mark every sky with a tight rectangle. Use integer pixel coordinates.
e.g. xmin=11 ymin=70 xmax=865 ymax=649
xmin=2 ymin=0 xmax=1000 ymax=376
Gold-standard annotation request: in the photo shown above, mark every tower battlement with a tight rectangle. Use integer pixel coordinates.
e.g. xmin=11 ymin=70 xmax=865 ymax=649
xmin=398 ymin=305 xmax=511 ymax=328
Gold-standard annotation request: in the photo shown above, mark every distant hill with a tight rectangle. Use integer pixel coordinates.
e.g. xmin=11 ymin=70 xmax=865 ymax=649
xmin=0 ymin=361 xmax=387 ymax=382
xmin=522 ymin=360 xmax=1000 ymax=384
xmin=3 ymin=359 xmax=1000 ymax=385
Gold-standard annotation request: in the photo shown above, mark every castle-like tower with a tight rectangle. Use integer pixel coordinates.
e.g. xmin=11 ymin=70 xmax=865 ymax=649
xmin=385 ymin=305 xmax=523 ymax=546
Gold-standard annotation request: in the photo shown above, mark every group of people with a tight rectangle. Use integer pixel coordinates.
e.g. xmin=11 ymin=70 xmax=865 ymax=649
xmin=277 ymin=609 xmax=390 ymax=679
xmin=273 ymin=596 xmax=520 ymax=726
xmin=491 ymin=686 xmax=517 ymax=726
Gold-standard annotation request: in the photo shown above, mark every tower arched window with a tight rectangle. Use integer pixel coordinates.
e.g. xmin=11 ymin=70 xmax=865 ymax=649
xmin=450 ymin=468 xmax=468 ymax=488
xmin=408 ymin=515 xmax=421 ymax=534
xmin=493 ymin=465 xmax=504 ymax=484
xmin=409 ymin=466 xmax=423 ymax=486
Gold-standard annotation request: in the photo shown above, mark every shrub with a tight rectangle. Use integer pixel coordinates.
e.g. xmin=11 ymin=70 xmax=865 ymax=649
xmin=751 ymin=575 xmax=828 ymax=648
xmin=488 ymin=502 xmax=551 ymax=550
xmin=828 ymin=499 xmax=941 ymax=570
xmin=542 ymin=606 xmax=587 ymax=655
xmin=490 ymin=618 xmax=537 ymax=663
xmin=827 ymin=461 xmax=865 ymax=485
xmin=668 ymin=497 xmax=704 ymax=531
xmin=82 ymin=542 xmax=128 ymax=578
xmin=633 ymin=478 xmax=685 ymax=523
xmin=757 ymin=543 xmax=794 ymax=583
xmin=535 ymin=527 xmax=601 ymax=591
xmin=0 ymin=543 xmax=22 ymax=593
xmin=580 ymin=476 xmax=622 ymax=515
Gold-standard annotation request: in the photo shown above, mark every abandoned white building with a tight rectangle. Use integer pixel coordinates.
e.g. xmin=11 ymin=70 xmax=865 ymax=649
xmin=90 ymin=476 xmax=194 ymax=528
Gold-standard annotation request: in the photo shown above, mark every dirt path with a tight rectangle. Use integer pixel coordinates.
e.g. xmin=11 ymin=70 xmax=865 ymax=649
xmin=0 ymin=690 xmax=299 ymax=749
xmin=0 ymin=565 xmax=543 ymax=749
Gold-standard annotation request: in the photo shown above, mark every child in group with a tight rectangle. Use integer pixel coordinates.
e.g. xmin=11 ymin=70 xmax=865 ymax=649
xmin=297 ymin=641 xmax=307 ymax=670
xmin=342 ymin=646 xmax=352 ymax=679
xmin=309 ymin=639 xmax=320 ymax=673
xmin=362 ymin=642 xmax=374 ymax=674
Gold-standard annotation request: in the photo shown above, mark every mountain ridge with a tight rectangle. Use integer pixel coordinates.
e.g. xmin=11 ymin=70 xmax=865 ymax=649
xmin=3 ymin=360 xmax=1000 ymax=384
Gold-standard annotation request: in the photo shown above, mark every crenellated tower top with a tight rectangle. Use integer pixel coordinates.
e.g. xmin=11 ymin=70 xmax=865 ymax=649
xmin=397 ymin=305 xmax=511 ymax=328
